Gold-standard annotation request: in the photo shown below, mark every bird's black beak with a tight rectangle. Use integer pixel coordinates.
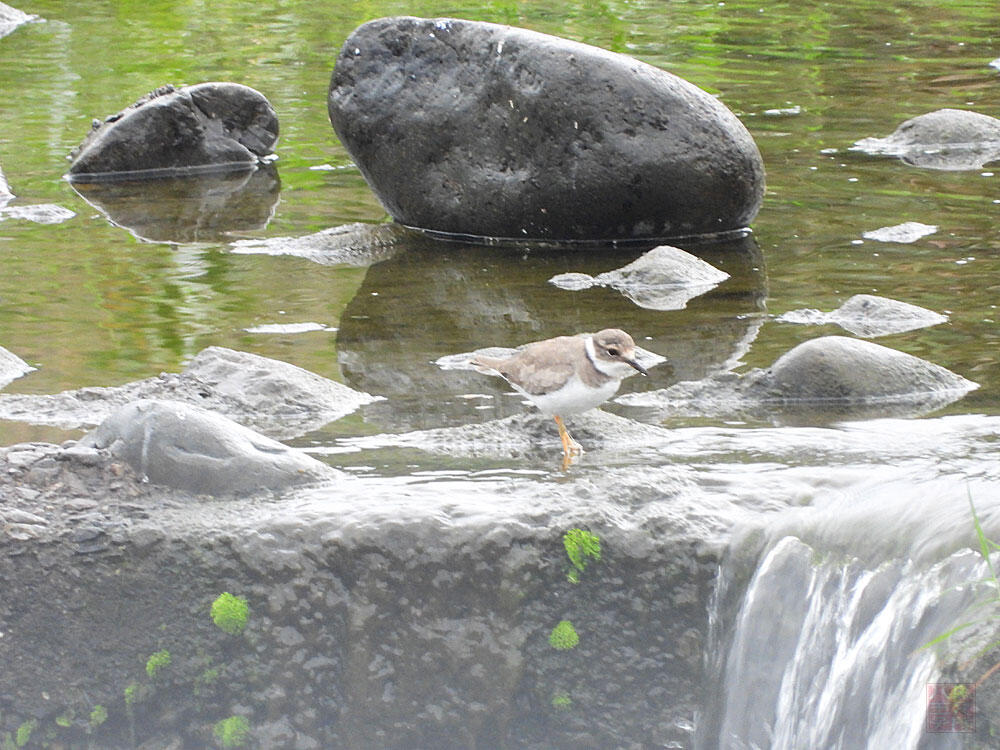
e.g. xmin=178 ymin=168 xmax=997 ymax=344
xmin=627 ymin=358 xmax=648 ymax=376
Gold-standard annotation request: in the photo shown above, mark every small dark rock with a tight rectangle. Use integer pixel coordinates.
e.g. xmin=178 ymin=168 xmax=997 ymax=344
xmin=329 ymin=17 xmax=764 ymax=241
xmin=67 ymin=82 xmax=279 ymax=180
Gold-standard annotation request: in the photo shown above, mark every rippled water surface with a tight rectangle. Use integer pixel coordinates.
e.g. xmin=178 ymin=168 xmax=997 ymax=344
xmin=1 ymin=0 xmax=998 ymax=453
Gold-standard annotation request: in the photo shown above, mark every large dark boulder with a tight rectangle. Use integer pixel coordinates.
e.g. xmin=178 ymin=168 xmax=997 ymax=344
xmin=328 ymin=17 xmax=765 ymax=242
xmin=67 ymin=83 xmax=279 ymax=180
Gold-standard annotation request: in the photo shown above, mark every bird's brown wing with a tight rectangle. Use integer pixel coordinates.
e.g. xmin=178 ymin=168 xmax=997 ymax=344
xmin=492 ymin=336 xmax=580 ymax=395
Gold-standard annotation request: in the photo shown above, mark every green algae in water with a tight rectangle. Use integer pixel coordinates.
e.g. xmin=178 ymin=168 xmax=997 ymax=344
xmin=211 ymin=592 xmax=250 ymax=635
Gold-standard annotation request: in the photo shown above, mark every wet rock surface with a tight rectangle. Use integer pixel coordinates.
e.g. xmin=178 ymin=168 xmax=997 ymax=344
xmin=0 ymin=163 xmax=76 ymax=225
xmin=67 ymin=83 xmax=279 ymax=180
xmin=229 ymin=221 xmax=413 ymax=266
xmin=549 ymin=244 xmax=730 ymax=311
xmin=777 ymin=294 xmax=948 ymax=337
xmin=851 ymin=108 xmax=1000 ymax=170
xmin=0 ymin=346 xmax=380 ymax=439
xmin=80 ymin=399 xmax=338 ymax=495
xmin=0 ymin=1 xmax=37 ymax=39
xmin=0 ymin=345 xmax=33 ymax=389
xmin=0 ymin=429 xmax=730 ymax=749
xmin=617 ymin=335 xmax=978 ymax=423
xmin=861 ymin=221 xmax=938 ymax=244
xmin=328 ymin=17 xmax=764 ymax=241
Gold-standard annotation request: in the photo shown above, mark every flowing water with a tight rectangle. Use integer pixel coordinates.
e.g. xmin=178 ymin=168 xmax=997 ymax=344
xmin=1 ymin=0 xmax=1000 ymax=747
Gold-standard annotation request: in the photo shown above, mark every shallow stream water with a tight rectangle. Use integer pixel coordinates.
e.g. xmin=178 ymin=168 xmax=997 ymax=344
xmin=1 ymin=1 xmax=1000 ymax=748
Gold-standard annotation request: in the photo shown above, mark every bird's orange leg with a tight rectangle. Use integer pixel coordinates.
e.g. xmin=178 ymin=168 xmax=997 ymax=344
xmin=553 ymin=415 xmax=582 ymax=457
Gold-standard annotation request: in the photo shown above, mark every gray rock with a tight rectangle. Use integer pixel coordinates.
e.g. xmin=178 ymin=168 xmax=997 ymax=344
xmin=549 ymin=244 xmax=729 ymax=310
xmin=617 ymin=336 xmax=978 ymax=423
xmin=342 ymin=409 xmax=673 ymax=460
xmin=777 ymin=294 xmax=948 ymax=337
xmin=328 ymin=17 xmax=764 ymax=241
xmin=230 ymin=221 xmax=411 ymax=266
xmin=67 ymin=83 xmax=279 ymax=180
xmin=0 ymin=346 xmax=380 ymax=439
xmin=760 ymin=336 xmax=975 ymax=402
xmin=0 ymin=203 xmax=75 ymax=224
xmin=0 ymin=345 xmax=34 ymax=389
xmin=80 ymin=399 xmax=337 ymax=495
xmin=0 ymin=2 xmax=38 ymax=39
xmin=861 ymin=221 xmax=937 ymax=244
xmin=0 ymin=159 xmax=75 ymax=225
xmin=851 ymin=108 xmax=1000 ymax=170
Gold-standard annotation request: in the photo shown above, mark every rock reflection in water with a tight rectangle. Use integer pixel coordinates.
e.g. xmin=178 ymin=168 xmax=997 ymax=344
xmin=334 ymin=233 xmax=766 ymax=431
xmin=69 ymin=163 xmax=280 ymax=243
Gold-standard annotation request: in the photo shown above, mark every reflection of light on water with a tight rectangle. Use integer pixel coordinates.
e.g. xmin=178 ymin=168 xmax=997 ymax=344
xmin=244 ymin=322 xmax=336 ymax=334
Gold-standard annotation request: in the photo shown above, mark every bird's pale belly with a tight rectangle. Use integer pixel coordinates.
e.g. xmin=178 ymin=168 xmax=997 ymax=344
xmin=513 ymin=375 xmax=621 ymax=416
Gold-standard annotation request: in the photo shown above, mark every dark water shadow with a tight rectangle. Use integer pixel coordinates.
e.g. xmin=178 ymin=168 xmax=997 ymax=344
xmin=68 ymin=163 xmax=280 ymax=243
xmin=335 ymin=232 xmax=767 ymax=431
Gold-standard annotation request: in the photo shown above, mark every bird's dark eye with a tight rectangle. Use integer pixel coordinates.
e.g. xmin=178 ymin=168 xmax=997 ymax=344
xmin=607 ymin=347 xmax=619 ymax=356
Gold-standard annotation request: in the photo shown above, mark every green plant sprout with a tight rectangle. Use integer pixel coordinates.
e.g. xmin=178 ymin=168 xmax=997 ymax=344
xmin=145 ymin=649 xmax=172 ymax=679
xmin=564 ymin=529 xmax=601 ymax=583
xmin=549 ymin=620 xmax=580 ymax=650
xmin=213 ymin=715 xmax=250 ymax=748
xmin=211 ymin=592 xmax=250 ymax=635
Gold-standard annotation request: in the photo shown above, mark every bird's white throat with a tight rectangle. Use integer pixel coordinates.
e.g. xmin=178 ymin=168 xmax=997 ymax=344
xmin=584 ymin=335 xmax=637 ymax=378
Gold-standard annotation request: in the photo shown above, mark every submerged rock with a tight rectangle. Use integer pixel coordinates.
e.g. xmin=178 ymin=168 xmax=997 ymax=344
xmin=0 ymin=345 xmax=34 ymax=389
xmin=341 ymin=409 xmax=673 ymax=460
xmin=0 ymin=346 xmax=379 ymax=439
xmin=328 ymin=17 xmax=764 ymax=241
xmin=549 ymin=244 xmax=730 ymax=310
xmin=80 ymin=399 xmax=337 ymax=495
xmin=777 ymin=294 xmax=948 ymax=337
xmin=851 ymin=108 xmax=1000 ymax=170
xmin=617 ymin=335 xmax=978 ymax=423
xmin=861 ymin=221 xmax=937 ymax=244
xmin=230 ymin=221 xmax=412 ymax=266
xmin=0 ymin=161 xmax=76 ymax=224
xmin=67 ymin=83 xmax=279 ymax=180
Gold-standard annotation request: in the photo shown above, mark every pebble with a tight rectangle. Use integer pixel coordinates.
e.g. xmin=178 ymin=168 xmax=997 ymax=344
xmin=3 ymin=509 xmax=47 ymax=525
xmin=6 ymin=523 xmax=43 ymax=540
xmin=60 ymin=444 xmax=103 ymax=466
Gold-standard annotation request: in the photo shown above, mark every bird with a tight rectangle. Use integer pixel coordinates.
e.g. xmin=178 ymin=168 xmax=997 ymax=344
xmin=471 ymin=328 xmax=648 ymax=460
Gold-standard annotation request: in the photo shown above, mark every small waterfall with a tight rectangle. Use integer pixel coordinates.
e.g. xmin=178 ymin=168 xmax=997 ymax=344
xmin=696 ymin=481 xmax=1000 ymax=750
